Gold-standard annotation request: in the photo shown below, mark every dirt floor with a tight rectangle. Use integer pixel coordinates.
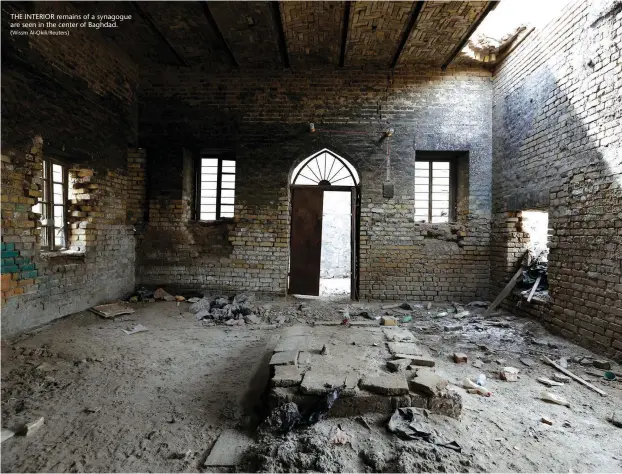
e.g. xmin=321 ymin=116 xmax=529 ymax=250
xmin=1 ymin=296 xmax=621 ymax=472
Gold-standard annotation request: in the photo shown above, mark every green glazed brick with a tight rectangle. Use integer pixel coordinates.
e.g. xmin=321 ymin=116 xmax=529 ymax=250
xmin=4 ymin=243 xmax=15 ymax=251
xmin=1 ymin=251 xmax=18 ymax=258
xmin=20 ymin=263 xmax=35 ymax=271
xmin=2 ymin=258 xmax=15 ymax=266
xmin=2 ymin=265 xmax=19 ymax=274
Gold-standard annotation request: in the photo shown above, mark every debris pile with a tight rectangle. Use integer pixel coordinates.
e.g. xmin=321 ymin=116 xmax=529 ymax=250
xmin=188 ymin=293 xmax=262 ymax=325
xmin=519 ymin=250 xmax=549 ymax=300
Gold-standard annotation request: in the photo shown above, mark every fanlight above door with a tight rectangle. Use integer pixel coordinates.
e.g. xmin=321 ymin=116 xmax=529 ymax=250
xmin=291 ymin=149 xmax=359 ymax=186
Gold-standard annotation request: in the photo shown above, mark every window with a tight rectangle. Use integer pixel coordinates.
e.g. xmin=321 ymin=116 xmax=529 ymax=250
xmin=196 ymin=155 xmax=236 ymax=221
xmin=291 ymin=149 xmax=359 ymax=186
xmin=33 ymin=159 xmax=68 ymax=250
xmin=414 ymin=159 xmax=456 ymax=223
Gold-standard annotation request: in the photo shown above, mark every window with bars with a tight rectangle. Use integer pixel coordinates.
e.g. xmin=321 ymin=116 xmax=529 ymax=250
xmin=32 ymin=159 xmax=68 ymax=250
xmin=414 ymin=159 xmax=456 ymax=223
xmin=196 ymin=156 xmax=236 ymax=221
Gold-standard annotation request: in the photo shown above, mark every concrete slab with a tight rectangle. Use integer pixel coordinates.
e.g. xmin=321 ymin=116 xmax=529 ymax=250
xmin=271 ymin=365 xmax=302 ymax=387
xmin=300 ymin=370 xmax=358 ymax=395
xmin=283 ymin=325 xmax=309 ymax=338
xmin=383 ymin=328 xmax=415 ymax=342
xmin=269 ymin=350 xmax=298 ymax=366
xmin=387 ymin=358 xmax=411 ymax=372
xmin=350 ymin=321 xmax=379 ymax=327
xmin=360 ymin=373 xmax=409 ymax=395
xmin=408 ymin=369 xmax=448 ymax=396
xmin=204 ymin=429 xmax=253 ymax=467
xmin=274 ymin=336 xmax=309 ymax=352
xmin=387 ymin=342 xmax=422 ymax=356
xmin=392 ymin=355 xmax=435 ymax=367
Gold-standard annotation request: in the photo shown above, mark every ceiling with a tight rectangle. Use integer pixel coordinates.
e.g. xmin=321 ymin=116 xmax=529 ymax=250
xmin=88 ymin=1 xmax=498 ymax=69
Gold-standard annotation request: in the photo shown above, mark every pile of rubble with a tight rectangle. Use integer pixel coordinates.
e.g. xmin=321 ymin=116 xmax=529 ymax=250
xmin=188 ymin=293 xmax=262 ymax=325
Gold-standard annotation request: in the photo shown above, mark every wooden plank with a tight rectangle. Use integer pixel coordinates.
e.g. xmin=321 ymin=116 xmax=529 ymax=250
xmin=526 ymin=275 xmax=542 ymax=302
xmin=483 ymin=267 xmax=523 ymax=316
xmin=541 ymin=356 xmax=607 ymax=397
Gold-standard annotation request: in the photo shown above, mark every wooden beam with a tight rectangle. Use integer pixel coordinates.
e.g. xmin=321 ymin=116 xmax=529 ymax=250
xmin=526 ymin=275 xmax=541 ymax=302
xmin=483 ymin=265 xmax=524 ymax=316
xmin=390 ymin=1 xmax=424 ymax=69
xmin=131 ymin=2 xmax=189 ymax=67
xmin=339 ymin=1 xmax=352 ymax=67
xmin=441 ymin=1 xmax=499 ymax=70
xmin=202 ymin=2 xmax=238 ymax=67
xmin=271 ymin=1 xmax=290 ymax=68
xmin=542 ymin=356 xmax=607 ymax=397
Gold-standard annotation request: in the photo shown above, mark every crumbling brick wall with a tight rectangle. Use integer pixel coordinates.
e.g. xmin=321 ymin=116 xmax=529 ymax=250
xmin=491 ymin=0 xmax=622 ymax=359
xmin=138 ymin=66 xmax=493 ymax=301
xmin=1 ymin=3 xmax=146 ymax=336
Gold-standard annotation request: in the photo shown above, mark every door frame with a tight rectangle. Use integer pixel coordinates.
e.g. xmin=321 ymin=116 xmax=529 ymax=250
xmin=288 ymin=184 xmax=360 ymax=299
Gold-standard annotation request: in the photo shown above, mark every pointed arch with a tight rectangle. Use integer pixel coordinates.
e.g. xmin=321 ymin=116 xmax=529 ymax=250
xmin=291 ymin=149 xmax=360 ymax=186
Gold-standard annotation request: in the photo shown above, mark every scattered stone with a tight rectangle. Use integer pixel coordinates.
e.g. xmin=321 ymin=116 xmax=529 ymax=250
xmin=360 ymin=373 xmax=409 ymax=395
xmin=320 ymin=344 xmax=329 ymax=355
xmin=383 ymin=328 xmax=415 ymax=342
xmin=84 ymin=406 xmax=101 ymax=413
xmin=269 ymin=351 xmax=299 ymax=367
xmin=16 ymin=417 xmax=44 ymax=437
xmin=453 ymin=353 xmax=468 ymax=363
xmin=473 ymin=360 xmax=484 ymax=369
xmin=496 ymin=359 xmax=506 ymax=365
xmin=531 ymin=338 xmax=548 ymax=346
xmin=271 ymin=365 xmax=302 ymax=387
xmin=408 ymin=369 xmax=449 ymax=397
xmin=399 ymin=302 xmax=413 ymax=310
xmin=593 ymin=360 xmax=611 ymax=370
xmin=408 ymin=356 xmax=436 ymax=368
xmin=580 ymin=357 xmax=592 ymax=365
xmin=443 ymin=324 xmax=462 ymax=332
xmin=381 ymin=316 xmax=397 ymax=326
xmin=454 ymin=311 xmax=470 ymax=319
xmin=541 ymin=417 xmax=553 ymax=425
xmin=244 ymin=314 xmax=261 ymax=324
xmin=258 ymin=403 xmax=301 ymax=435
xmin=204 ymin=429 xmax=253 ymax=467
xmin=520 ymin=358 xmax=535 ymax=367
xmin=552 ymin=373 xmax=571 ymax=383
xmin=426 ymin=302 xmax=432 ymax=310
xmin=387 ymin=358 xmax=411 ymax=372
xmin=537 ymin=377 xmax=564 ymax=387
xmin=500 ymin=367 xmax=519 ymax=381
xmin=275 ymin=315 xmax=288 ymax=324
xmin=558 ymin=357 xmax=568 ymax=368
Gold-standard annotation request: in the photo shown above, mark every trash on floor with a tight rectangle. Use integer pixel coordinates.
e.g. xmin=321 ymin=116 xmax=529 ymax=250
xmin=540 ymin=391 xmax=569 ymax=407
xmin=500 ymin=367 xmax=519 ymax=381
xmin=89 ymin=302 xmax=135 ymax=319
xmin=329 ymin=425 xmax=350 ymax=444
xmin=387 ymin=407 xmax=462 ymax=452
xmin=463 ymin=378 xmax=491 ymax=396
xmin=121 ymin=324 xmax=149 ymax=335
xmin=188 ymin=293 xmax=262 ymax=326
xmin=153 ymin=288 xmax=175 ymax=301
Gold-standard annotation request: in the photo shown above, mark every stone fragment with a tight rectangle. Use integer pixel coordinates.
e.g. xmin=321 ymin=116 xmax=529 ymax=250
xmin=349 ymin=321 xmax=379 ymax=327
xmin=593 ymin=360 xmax=611 ymax=370
xmin=428 ymin=390 xmax=462 ymax=419
xmin=387 ymin=359 xmax=411 ymax=372
xmin=453 ymin=353 xmax=468 ymax=363
xmin=444 ymin=324 xmax=462 ymax=332
xmin=271 ymin=365 xmax=302 ymax=387
xmin=408 ymin=369 xmax=448 ymax=397
xmin=204 ymin=429 xmax=253 ymax=467
xmin=396 ymin=356 xmax=435 ymax=367
xmin=381 ymin=316 xmax=397 ymax=326
xmin=269 ymin=350 xmax=298 ymax=366
xmin=274 ymin=336 xmax=308 ymax=352
xmin=16 ymin=417 xmax=44 ymax=436
xmin=541 ymin=417 xmax=553 ymax=425
xmin=454 ymin=311 xmax=470 ymax=319
xmin=387 ymin=342 xmax=422 ymax=356
xmin=297 ymin=351 xmax=311 ymax=366
xmin=551 ymin=373 xmax=571 ymax=383
xmin=520 ymin=358 xmax=535 ymax=367
xmin=608 ymin=412 xmax=622 ymax=428
xmin=320 ymin=344 xmax=329 ymax=355
xmin=244 ymin=314 xmax=261 ymax=324
xmin=473 ymin=360 xmax=484 ymax=369
xmin=383 ymin=328 xmax=415 ymax=342
xmin=360 ymin=373 xmax=409 ymax=395
xmin=426 ymin=302 xmax=432 ymax=310
xmin=500 ymin=367 xmax=519 ymax=381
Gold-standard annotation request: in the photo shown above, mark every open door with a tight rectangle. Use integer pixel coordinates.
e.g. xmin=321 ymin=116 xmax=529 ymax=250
xmin=289 ymin=187 xmax=324 ymax=295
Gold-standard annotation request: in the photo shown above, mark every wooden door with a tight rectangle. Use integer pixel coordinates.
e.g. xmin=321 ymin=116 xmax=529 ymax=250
xmin=351 ymin=189 xmax=360 ymax=299
xmin=289 ymin=187 xmax=324 ymax=295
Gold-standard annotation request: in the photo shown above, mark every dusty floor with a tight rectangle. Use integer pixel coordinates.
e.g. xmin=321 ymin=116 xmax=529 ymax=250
xmin=1 ymin=297 xmax=621 ymax=472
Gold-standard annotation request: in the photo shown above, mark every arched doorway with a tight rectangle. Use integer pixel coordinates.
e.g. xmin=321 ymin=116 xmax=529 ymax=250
xmin=289 ymin=149 xmax=360 ymax=298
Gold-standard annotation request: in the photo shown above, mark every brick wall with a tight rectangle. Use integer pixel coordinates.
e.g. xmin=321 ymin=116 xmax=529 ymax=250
xmin=138 ymin=66 xmax=493 ymax=300
xmin=491 ymin=0 xmax=622 ymax=359
xmin=1 ymin=3 xmax=145 ymax=336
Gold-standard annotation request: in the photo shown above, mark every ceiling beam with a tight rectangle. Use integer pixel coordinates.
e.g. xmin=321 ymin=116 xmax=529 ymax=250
xmin=339 ymin=1 xmax=352 ymax=67
xmin=390 ymin=1 xmax=424 ymax=69
xmin=131 ymin=2 xmax=189 ymax=67
xmin=441 ymin=1 xmax=500 ymax=71
xmin=271 ymin=1 xmax=290 ymax=68
xmin=202 ymin=2 xmax=238 ymax=67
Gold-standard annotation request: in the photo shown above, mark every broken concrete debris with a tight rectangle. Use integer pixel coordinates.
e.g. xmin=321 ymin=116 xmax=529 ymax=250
xmin=453 ymin=352 xmax=468 ymax=363
xmin=500 ymin=366 xmax=520 ymax=381
xmin=360 ymin=373 xmax=410 ymax=395
xmin=409 ymin=369 xmax=448 ymax=397
xmin=89 ymin=302 xmax=135 ymax=319
xmin=381 ymin=316 xmax=397 ymax=326
xmin=121 ymin=324 xmax=148 ymax=335
xmin=187 ymin=293 xmax=262 ymax=326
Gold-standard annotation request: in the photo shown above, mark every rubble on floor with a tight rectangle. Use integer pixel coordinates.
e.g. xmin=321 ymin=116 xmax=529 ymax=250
xmin=187 ymin=293 xmax=264 ymax=325
xmin=89 ymin=302 xmax=135 ymax=319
